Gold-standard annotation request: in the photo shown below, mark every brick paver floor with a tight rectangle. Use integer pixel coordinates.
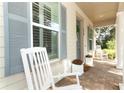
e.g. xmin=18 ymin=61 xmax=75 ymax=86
xmin=55 ymin=60 xmax=122 ymax=90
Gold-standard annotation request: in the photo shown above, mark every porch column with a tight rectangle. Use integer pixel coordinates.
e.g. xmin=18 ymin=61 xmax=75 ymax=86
xmin=116 ymin=11 xmax=124 ymax=69
xmin=116 ymin=11 xmax=124 ymax=90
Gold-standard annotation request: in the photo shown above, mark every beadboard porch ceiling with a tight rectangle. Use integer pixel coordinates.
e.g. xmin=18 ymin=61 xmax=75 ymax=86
xmin=76 ymin=2 xmax=119 ymax=27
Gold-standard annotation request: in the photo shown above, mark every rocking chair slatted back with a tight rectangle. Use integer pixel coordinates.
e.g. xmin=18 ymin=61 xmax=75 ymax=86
xmin=20 ymin=47 xmax=55 ymax=90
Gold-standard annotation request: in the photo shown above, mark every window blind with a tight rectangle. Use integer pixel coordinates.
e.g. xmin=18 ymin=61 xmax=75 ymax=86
xmin=43 ymin=5 xmax=51 ymax=27
xmin=33 ymin=2 xmax=39 ymax=23
xmin=33 ymin=26 xmax=40 ymax=46
xmin=43 ymin=29 xmax=52 ymax=53
xmin=33 ymin=2 xmax=57 ymax=27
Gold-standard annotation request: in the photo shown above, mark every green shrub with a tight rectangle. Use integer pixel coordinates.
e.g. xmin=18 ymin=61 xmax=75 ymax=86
xmin=106 ymin=40 xmax=115 ymax=49
xmin=103 ymin=49 xmax=115 ymax=60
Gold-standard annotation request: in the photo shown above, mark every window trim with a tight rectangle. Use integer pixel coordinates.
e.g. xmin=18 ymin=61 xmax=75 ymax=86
xmin=33 ymin=22 xmax=60 ymax=32
xmin=30 ymin=2 xmax=60 ymax=60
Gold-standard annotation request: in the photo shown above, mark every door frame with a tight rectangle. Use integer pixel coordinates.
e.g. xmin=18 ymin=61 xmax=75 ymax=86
xmin=76 ymin=12 xmax=84 ymax=61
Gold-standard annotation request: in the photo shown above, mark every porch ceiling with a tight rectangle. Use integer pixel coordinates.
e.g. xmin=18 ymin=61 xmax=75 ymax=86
xmin=76 ymin=2 xmax=119 ymax=27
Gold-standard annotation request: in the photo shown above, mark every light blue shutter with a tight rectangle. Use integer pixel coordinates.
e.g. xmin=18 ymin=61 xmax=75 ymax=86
xmin=60 ymin=4 xmax=67 ymax=59
xmin=4 ymin=3 xmax=30 ymax=76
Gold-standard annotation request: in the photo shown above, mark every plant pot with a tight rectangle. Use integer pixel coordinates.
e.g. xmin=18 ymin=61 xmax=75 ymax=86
xmin=71 ymin=59 xmax=84 ymax=76
xmin=85 ymin=58 xmax=93 ymax=66
xmin=72 ymin=63 xmax=84 ymax=76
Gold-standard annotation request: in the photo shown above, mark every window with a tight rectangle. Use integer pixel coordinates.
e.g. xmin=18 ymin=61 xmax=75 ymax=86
xmin=33 ymin=26 xmax=58 ymax=59
xmin=87 ymin=26 xmax=93 ymax=51
xmin=33 ymin=2 xmax=59 ymax=26
xmin=32 ymin=2 xmax=59 ymax=59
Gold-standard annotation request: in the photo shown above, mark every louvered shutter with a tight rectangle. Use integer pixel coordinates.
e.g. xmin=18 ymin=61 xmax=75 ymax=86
xmin=60 ymin=4 xmax=67 ymax=59
xmin=5 ymin=2 xmax=30 ymax=76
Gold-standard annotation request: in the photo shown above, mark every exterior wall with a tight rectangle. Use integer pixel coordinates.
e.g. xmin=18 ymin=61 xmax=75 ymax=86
xmin=0 ymin=61 xmax=65 ymax=89
xmin=62 ymin=3 xmax=93 ymax=61
xmin=66 ymin=5 xmax=77 ymax=60
xmin=0 ymin=3 xmax=4 ymax=78
xmin=75 ymin=3 xmax=94 ymax=57
xmin=0 ymin=2 xmax=93 ymax=89
xmin=0 ymin=73 xmax=27 ymax=89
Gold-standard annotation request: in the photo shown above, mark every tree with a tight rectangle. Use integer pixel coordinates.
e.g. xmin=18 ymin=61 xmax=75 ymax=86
xmin=95 ymin=25 xmax=115 ymax=49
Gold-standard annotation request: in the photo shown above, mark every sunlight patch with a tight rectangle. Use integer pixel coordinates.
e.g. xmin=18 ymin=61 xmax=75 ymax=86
xmin=108 ymin=70 xmax=123 ymax=76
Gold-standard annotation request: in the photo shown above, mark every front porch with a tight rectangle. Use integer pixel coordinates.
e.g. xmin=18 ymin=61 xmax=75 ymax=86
xmin=0 ymin=2 xmax=124 ymax=90
xmin=0 ymin=60 xmax=122 ymax=90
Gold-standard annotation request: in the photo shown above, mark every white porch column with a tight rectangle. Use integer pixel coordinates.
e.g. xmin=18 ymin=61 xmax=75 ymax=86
xmin=116 ymin=11 xmax=124 ymax=69
xmin=116 ymin=11 xmax=124 ymax=90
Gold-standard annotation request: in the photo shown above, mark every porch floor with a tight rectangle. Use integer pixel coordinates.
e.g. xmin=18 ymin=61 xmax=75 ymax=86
xmin=56 ymin=60 xmax=123 ymax=90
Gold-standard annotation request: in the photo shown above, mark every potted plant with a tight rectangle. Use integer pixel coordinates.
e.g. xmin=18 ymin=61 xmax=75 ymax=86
xmin=71 ymin=59 xmax=84 ymax=76
xmin=85 ymin=53 xmax=93 ymax=66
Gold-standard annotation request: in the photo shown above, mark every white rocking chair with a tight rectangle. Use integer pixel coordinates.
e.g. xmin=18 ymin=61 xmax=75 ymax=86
xmin=20 ymin=47 xmax=82 ymax=90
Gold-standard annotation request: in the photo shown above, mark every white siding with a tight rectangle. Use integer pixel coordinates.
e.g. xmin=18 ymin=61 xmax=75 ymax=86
xmin=0 ymin=73 xmax=27 ymax=89
xmin=0 ymin=3 xmax=4 ymax=78
xmin=66 ymin=7 xmax=77 ymax=60
xmin=0 ymin=61 xmax=65 ymax=90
